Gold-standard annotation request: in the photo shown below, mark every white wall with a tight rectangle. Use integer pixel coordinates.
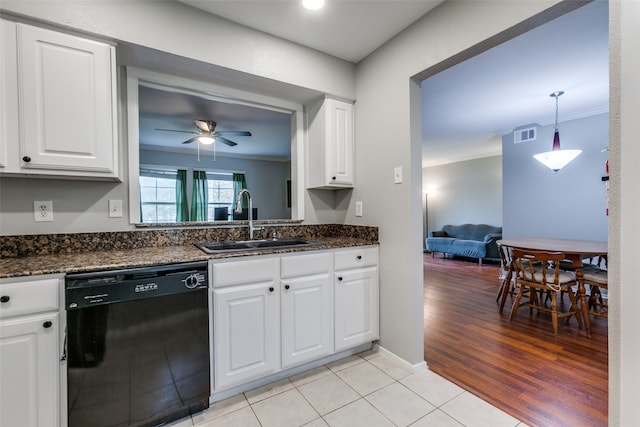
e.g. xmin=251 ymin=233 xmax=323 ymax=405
xmin=503 ymin=113 xmax=608 ymax=241
xmin=422 ymin=156 xmax=502 ymax=235
xmin=3 ymin=2 xmax=638 ymax=422
xmin=0 ymin=1 xmax=355 ymax=98
xmin=610 ymin=1 xmax=640 ymax=424
xmin=0 ymin=1 xmax=354 ymax=235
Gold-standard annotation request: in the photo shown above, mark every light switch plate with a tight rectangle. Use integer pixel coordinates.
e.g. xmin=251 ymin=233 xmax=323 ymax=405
xmin=394 ymin=166 xmax=403 ymax=184
xmin=109 ymin=200 xmax=123 ymax=218
xmin=355 ymin=201 xmax=363 ymax=217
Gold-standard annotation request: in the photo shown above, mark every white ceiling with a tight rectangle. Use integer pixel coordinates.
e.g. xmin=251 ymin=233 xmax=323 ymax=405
xmin=421 ymin=0 xmax=609 ymax=167
xmin=140 ymin=0 xmax=609 ymax=167
xmin=178 ymin=0 xmax=444 ymax=63
xmin=139 ymin=86 xmax=293 ymax=159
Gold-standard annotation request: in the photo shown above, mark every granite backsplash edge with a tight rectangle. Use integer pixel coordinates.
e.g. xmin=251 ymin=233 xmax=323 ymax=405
xmin=0 ymin=224 xmax=378 ymax=258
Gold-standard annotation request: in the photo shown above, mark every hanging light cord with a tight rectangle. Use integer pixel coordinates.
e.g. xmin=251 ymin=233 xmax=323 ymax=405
xmin=550 ymin=90 xmax=564 ymax=132
xmin=554 ymin=94 xmax=559 ymax=132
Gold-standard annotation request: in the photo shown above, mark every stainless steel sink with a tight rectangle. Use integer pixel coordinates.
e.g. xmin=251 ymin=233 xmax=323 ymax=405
xmin=195 ymin=238 xmax=325 ymax=254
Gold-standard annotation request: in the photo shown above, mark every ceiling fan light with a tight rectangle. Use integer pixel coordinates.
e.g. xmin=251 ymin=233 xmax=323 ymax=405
xmin=533 ymin=149 xmax=582 ymax=173
xmin=302 ymin=0 xmax=324 ymax=10
xmin=198 ymin=136 xmax=216 ymax=145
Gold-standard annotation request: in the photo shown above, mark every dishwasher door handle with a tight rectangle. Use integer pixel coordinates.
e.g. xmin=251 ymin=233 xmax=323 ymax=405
xmin=60 ymin=327 xmax=67 ymax=362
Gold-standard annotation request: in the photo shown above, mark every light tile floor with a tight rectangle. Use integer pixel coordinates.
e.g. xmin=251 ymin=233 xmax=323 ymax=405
xmin=170 ymin=350 xmax=530 ymax=427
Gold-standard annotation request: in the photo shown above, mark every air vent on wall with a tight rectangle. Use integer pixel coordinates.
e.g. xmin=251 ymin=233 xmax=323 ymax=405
xmin=514 ymin=127 xmax=537 ymax=143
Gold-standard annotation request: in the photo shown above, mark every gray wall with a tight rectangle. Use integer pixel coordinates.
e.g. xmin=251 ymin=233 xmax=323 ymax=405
xmin=0 ymin=1 xmax=354 ymax=236
xmin=352 ymin=1 xmax=567 ymax=366
xmin=502 ymin=113 xmax=608 ymax=241
xmin=140 ymin=149 xmax=290 ymax=220
xmin=422 ymin=156 xmax=502 ymax=236
xmin=6 ymin=3 xmax=640 ymax=422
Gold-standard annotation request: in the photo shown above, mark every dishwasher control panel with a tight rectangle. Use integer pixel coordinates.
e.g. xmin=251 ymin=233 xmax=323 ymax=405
xmin=65 ymin=261 xmax=208 ymax=309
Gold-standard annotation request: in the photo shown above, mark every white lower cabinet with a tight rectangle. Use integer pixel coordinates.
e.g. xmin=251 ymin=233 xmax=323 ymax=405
xmin=0 ymin=277 xmax=61 ymax=427
xmin=281 ymin=252 xmax=332 ymax=369
xmin=334 ymin=247 xmax=380 ymax=352
xmin=212 ymin=257 xmax=280 ymax=390
xmin=211 ymin=246 xmax=378 ymax=392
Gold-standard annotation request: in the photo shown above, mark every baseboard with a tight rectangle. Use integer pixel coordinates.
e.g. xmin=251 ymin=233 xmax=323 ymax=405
xmin=376 ymin=344 xmax=428 ymax=373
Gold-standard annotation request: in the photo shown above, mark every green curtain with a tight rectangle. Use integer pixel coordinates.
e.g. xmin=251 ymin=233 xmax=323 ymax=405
xmin=191 ymin=170 xmax=208 ymax=221
xmin=175 ymin=169 xmax=189 ymax=222
xmin=233 ymin=173 xmax=248 ymax=210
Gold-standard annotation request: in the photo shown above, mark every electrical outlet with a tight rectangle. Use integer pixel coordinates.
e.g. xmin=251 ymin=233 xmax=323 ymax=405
xmin=355 ymin=201 xmax=363 ymax=217
xmin=394 ymin=166 xmax=403 ymax=184
xmin=34 ymin=201 xmax=53 ymax=222
xmin=109 ymin=200 xmax=123 ymax=218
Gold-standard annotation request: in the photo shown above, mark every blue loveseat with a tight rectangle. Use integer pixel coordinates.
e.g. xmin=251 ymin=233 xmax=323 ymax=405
xmin=426 ymin=224 xmax=502 ymax=265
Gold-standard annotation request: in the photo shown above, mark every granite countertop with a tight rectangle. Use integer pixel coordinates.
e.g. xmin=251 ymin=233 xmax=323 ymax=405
xmin=0 ymin=237 xmax=377 ymax=279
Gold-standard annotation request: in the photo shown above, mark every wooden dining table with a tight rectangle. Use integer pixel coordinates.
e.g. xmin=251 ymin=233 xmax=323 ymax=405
xmin=498 ymin=238 xmax=608 ymax=338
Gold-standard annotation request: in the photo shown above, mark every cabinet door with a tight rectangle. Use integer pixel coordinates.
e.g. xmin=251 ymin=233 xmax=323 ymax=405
xmin=0 ymin=312 xmax=59 ymax=427
xmin=213 ymin=282 xmax=279 ymax=390
xmin=334 ymin=267 xmax=379 ymax=352
xmin=281 ymin=274 xmax=333 ymax=369
xmin=0 ymin=19 xmax=19 ymax=172
xmin=17 ymin=24 xmax=117 ymax=176
xmin=325 ymin=98 xmax=354 ymax=186
xmin=307 ymin=97 xmax=354 ymax=189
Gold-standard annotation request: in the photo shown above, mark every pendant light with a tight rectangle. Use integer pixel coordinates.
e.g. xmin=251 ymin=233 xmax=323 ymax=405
xmin=533 ymin=91 xmax=581 ymax=173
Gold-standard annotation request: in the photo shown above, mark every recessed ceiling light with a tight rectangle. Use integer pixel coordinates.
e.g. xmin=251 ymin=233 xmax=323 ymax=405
xmin=302 ymin=0 xmax=325 ymax=11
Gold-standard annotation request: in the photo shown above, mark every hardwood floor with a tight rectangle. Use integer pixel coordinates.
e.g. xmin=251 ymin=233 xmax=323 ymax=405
xmin=423 ymin=254 xmax=608 ymax=427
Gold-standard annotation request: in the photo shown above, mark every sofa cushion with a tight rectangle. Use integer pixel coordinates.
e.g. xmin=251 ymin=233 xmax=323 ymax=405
xmin=442 ymin=224 xmax=502 ymax=242
xmin=425 ymin=237 xmax=455 ymax=253
xmin=450 ymin=239 xmax=487 ymax=259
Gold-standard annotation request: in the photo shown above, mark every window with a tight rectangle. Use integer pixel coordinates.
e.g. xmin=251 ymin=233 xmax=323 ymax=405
xmin=139 ymin=168 xmax=238 ymax=223
xmin=207 ymin=174 xmax=234 ymax=220
xmin=139 ymin=169 xmax=178 ymax=223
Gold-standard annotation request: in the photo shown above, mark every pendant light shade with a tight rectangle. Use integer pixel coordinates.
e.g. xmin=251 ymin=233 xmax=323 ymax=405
xmin=533 ymin=91 xmax=581 ymax=173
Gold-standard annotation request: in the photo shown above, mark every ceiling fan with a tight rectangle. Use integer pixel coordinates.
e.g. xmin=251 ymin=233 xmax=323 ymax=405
xmin=156 ymin=120 xmax=251 ymax=147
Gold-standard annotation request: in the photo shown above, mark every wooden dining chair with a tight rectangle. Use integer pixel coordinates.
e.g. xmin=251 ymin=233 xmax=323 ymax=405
xmin=496 ymin=242 xmax=525 ymax=312
xmin=582 ymin=256 xmax=608 ymax=318
xmin=496 ymin=242 xmax=513 ymax=302
xmin=509 ymin=249 xmax=583 ymax=335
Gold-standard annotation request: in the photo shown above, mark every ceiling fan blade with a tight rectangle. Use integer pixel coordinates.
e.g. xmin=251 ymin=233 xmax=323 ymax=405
xmin=182 ymin=137 xmax=199 ymax=144
xmin=215 ymin=130 xmax=252 ymax=137
xmin=216 ymin=136 xmax=238 ymax=147
xmin=155 ymin=128 xmax=196 ymax=134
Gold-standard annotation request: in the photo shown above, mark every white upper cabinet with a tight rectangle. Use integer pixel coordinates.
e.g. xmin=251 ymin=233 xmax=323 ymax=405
xmin=0 ymin=19 xmax=18 ymax=172
xmin=1 ymin=19 xmax=119 ymax=180
xmin=306 ymin=97 xmax=354 ymax=189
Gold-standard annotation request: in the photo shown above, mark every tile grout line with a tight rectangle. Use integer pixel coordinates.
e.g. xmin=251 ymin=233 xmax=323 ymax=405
xmin=188 ymin=352 xmax=515 ymax=427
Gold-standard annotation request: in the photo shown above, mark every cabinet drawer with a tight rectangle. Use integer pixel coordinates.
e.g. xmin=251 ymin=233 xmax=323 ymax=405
xmin=281 ymin=252 xmax=330 ymax=278
xmin=212 ymin=257 xmax=278 ymax=287
xmin=0 ymin=278 xmax=59 ymax=318
xmin=334 ymin=246 xmax=378 ymax=271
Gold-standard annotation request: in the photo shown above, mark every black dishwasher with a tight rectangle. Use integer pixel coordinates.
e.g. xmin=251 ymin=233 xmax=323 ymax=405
xmin=65 ymin=262 xmax=210 ymax=427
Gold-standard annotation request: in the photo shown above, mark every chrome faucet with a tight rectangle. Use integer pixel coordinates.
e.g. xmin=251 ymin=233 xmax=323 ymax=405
xmin=235 ymin=189 xmax=264 ymax=240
